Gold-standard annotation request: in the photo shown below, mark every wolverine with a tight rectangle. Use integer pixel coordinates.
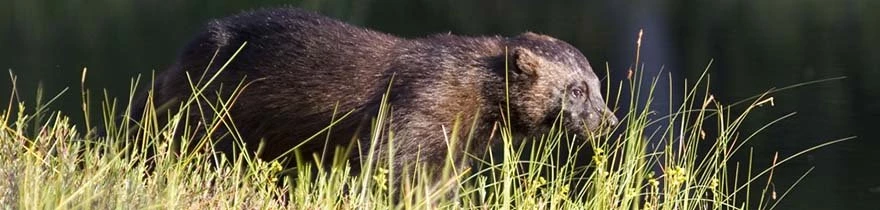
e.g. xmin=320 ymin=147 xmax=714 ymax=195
xmin=131 ymin=7 xmax=618 ymax=173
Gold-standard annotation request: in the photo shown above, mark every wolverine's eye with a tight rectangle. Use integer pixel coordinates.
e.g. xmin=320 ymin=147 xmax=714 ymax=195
xmin=571 ymin=88 xmax=585 ymax=98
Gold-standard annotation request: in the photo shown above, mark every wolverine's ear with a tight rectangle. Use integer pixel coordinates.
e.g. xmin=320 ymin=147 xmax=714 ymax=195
xmin=512 ymin=47 xmax=542 ymax=77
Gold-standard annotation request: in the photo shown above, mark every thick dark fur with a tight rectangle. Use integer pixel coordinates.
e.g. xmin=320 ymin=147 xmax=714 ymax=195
xmin=131 ymin=7 xmax=617 ymax=173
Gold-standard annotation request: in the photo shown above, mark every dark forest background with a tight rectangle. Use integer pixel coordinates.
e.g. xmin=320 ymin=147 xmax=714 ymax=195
xmin=1 ymin=0 xmax=877 ymax=209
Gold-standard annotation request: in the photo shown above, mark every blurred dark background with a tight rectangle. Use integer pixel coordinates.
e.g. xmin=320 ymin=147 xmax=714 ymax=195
xmin=1 ymin=0 xmax=877 ymax=208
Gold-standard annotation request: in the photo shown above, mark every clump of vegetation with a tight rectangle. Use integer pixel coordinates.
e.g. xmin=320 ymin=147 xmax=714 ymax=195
xmin=0 ymin=45 xmax=848 ymax=209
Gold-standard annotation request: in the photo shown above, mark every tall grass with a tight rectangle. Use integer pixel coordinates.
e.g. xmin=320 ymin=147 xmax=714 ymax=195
xmin=0 ymin=46 xmax=849 ymax=209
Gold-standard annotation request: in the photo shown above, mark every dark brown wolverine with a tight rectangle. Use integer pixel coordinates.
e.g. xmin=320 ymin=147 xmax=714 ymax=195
xmin=132 ymin=7 xmax=617 ymax=171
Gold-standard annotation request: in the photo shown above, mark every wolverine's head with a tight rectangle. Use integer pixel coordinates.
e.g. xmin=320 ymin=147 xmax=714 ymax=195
xmin=505 ymin=32 xmax=618 ymax=137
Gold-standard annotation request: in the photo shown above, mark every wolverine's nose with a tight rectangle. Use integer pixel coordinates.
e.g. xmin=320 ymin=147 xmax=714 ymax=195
xmin=603 ymin=109 xmax=618 ymax=127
